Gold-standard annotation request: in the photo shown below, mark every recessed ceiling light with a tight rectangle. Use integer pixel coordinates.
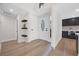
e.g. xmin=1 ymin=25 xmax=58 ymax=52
xmin=75 ymin=9 xmax=79 ymax=12
xmin=9 ymin=9 xmax=14 ymax=12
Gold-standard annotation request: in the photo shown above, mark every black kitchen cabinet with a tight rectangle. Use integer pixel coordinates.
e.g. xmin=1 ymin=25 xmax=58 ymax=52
xmin=74 ymin=17 xmax=79 ymax=25
xmin=62 ymin=31 xmax=68 ymax=38
xmin=62 ymin=17 xmax=79 ymax=26
xmin=62 ymin=31 xmax=77 ymax=39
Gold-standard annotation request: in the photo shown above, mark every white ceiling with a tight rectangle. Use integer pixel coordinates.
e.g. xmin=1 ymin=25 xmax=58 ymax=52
xmin=0 ymin=3 xmax=29 ymax=18
xmin=0 ymin=3 xmax=51 ymax=18
xmin=0 ymin=3 xmax=79 ymax=19
xmin=54 ymin=3 xmax=79 ymax=19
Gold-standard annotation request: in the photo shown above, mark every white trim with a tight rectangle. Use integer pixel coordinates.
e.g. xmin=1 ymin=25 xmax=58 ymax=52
xmin=55 ymin=38 xmax=61 ymax=48
xmin=0 ymin=38 xmax=17 ymax=43
xmin=26 ymin=39 xmax=50 ymax=43
xmin=51 ymin=38 xmax=61 ymax=49
xmin=17 ymin=39 xmax=25 ymax=43
xmin=0 ymin=43 xmax=1 ymax=53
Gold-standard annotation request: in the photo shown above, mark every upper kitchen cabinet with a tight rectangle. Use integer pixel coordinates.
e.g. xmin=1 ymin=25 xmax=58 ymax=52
xmin=62 ymin=17 xmax=79 ymax=26
xmin=74 ymin=17 xmax=79 ymax=25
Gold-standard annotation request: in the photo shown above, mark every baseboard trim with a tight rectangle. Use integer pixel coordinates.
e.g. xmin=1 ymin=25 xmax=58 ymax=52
xmin=17 ymin=39 xmax=25 ymax=43
xmin=51 ymin=38 xmax=61 ymax=49
xmin=0 ymin=38 xmax=17 ymax=43
xmin=26 ymin=38 xmax=50 ymax=43
xmin=0 ymin=43 xmax=1 ymax=50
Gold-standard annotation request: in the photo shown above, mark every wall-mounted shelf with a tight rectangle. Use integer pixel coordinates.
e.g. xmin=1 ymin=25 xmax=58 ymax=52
xmin=21 ymin=20 xmax=27 ymax=22
xmin=21 ymin=27 xmax=27 ymax=29
xmin=21 ymin=34 xmax=27 ymax=37
xmin=21 ymin=19 xmax=28 ymax=38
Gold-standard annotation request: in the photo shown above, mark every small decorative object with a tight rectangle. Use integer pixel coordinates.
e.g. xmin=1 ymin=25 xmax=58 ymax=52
xmin=41 ymin=20 xmax=45 ymax=31
xmin=21 ymin=24 xmax=27 ymax=29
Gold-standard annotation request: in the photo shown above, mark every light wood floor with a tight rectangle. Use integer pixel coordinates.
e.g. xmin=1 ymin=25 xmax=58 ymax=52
xmin=49 ymin=38 xmax=76 ymax=56
xmin=0 ymin=39 xmax=51 ymax=56
xmin=0 ymin=38 xmax=77 ymax=56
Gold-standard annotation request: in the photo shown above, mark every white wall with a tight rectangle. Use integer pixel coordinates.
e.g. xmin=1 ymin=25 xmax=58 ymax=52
xmin=51 ymin=5 xmax=62 ymax=49
xmin=37 ymin=13 xmax=50 ymax=42
xmin=0 ymin=15 xmax=17 ymax=42
xmin=27 ymin=14 xmax=38 ymax=42
xmin=27 ymin=13 xmax=50 ymax=42
xmin=17 ymin=15 xmax=29 ymax=43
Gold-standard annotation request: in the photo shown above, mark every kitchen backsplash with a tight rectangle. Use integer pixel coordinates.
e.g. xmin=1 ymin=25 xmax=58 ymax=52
xmin=62 ymin=26 xmax=79 ymax=31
